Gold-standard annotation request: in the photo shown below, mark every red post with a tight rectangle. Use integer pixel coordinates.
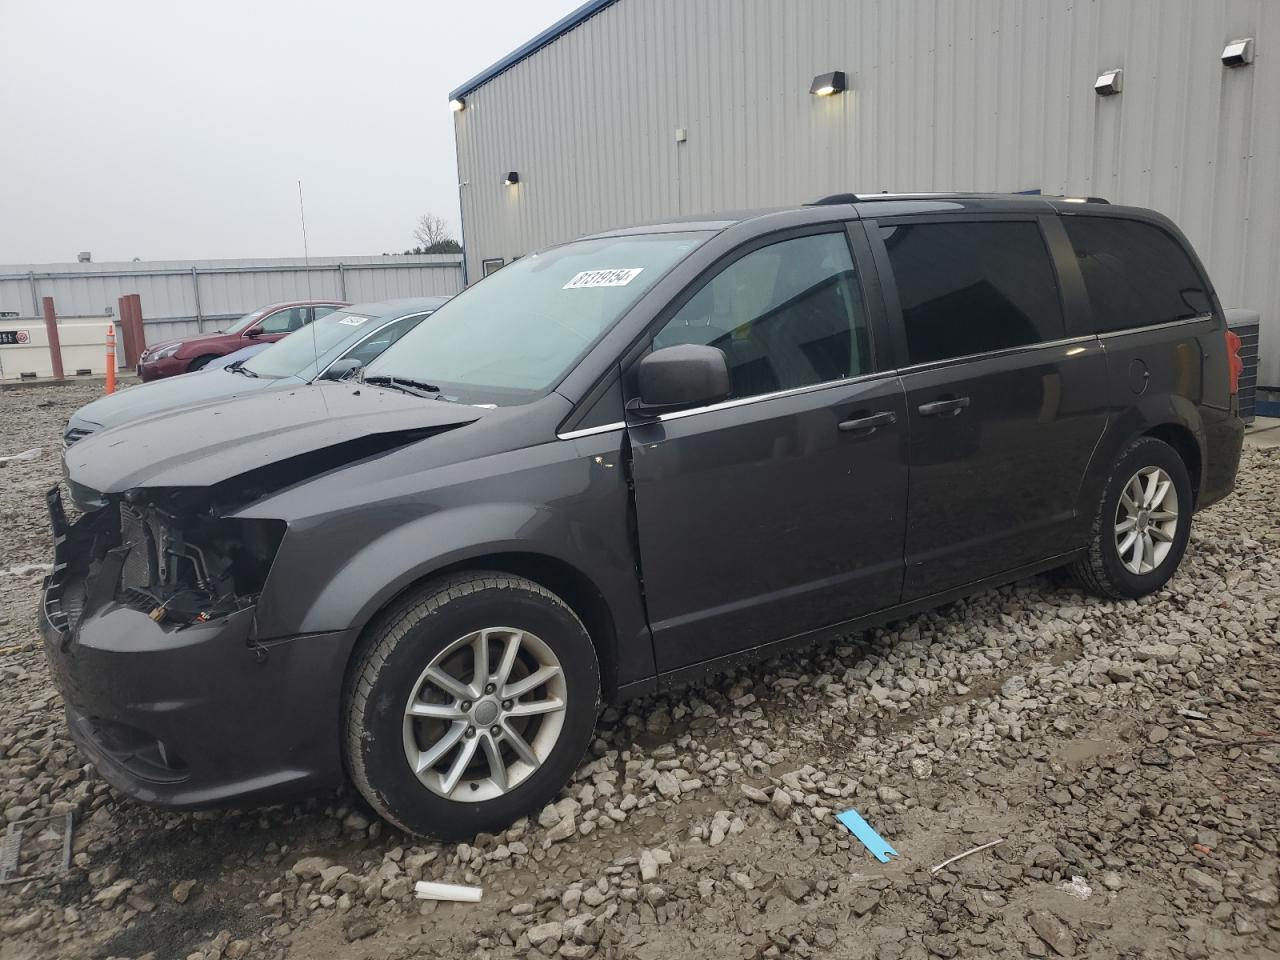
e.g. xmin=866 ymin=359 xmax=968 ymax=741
xmin=116 ymin=295 xmax=146 ymax=367
xmin=117 ymin=296 xmax=137 ymax=367
xmin=127 ymin=294 xmax=146 ymax=361
xmin=41 ymin=297 xmax=65 ymax=380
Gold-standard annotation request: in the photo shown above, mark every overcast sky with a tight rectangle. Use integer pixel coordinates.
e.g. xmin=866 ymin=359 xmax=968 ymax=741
xmin=0 ymin=0 xmax=581 ymax=264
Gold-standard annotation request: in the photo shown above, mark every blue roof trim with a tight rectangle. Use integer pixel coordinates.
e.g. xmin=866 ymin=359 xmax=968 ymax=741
xmin=448 ymin=0 xmax=620 ymax=101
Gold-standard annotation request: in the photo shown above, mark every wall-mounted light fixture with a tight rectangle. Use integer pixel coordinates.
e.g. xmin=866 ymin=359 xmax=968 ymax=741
xmin=1222 ymin=38 xmax=1254 ymax=67
xmin=1094 ymin=68 xmax=1123 ymax=96
xmin=809 ymin=71 xmax=847 ymax=97
xmin=503 ymin=172 xmax=520 ymax=186
xmin=449 ymin=97 xmax=466 ymax=112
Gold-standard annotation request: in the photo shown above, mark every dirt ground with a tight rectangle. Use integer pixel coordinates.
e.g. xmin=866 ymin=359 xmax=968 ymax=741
xmin=0 ymin=381 xmax=1277 ymax=960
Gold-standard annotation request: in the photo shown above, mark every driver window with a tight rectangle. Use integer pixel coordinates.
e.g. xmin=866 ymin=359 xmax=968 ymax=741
xmin=652 ymin=231 xmax=871 ymax=400
xmin=259 ymin=308 xmax=306 ymax=334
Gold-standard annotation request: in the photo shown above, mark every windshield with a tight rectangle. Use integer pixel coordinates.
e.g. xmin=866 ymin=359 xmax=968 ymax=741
xmin=224 ymin=309 xmax=267 ymax=334
xmin=243 ymin=308 xmax=419 ymax=380
xmin=364 ymin=232 xmax=709 ymax=405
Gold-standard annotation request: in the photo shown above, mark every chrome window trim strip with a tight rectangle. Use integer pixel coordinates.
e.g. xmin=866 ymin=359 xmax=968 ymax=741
xmin=895 ymin=333 xmax=1098 ymax=375
xmin=557 ymin=421 xmax=626 ymax=441
xmin=1095 ymin=314 xmax=1214 ymax=339
xmin=653 ymin=370 xmax=899 ymax=424
xmin=557 ymin=316 xmax=1213 ymax=439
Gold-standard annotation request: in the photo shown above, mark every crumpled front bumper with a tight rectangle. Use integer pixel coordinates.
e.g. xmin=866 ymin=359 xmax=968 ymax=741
xmin=39 ymin=488 xmax=351 ymax=808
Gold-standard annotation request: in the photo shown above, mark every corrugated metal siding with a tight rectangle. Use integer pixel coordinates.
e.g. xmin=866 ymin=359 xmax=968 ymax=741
xmin=0 ymin=255 xmax=464 ymax=342
xmin=454 ymin=0 xmax=1280 ymax=386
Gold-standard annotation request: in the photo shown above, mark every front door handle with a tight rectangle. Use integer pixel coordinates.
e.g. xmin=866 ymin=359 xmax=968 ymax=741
xmin=918 ymin=396 xmax=970 ymax=417
xmin=838 ymin=410 xmax=897 ymax=434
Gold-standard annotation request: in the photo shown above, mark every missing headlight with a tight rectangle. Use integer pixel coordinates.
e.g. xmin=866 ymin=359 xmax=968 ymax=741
xmin=113 ymin=496 xmax=285 ymax=626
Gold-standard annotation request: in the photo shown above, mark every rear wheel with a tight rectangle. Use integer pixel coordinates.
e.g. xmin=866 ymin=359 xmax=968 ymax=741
xmin=345 ymin=573 xmax=600 ymax=839
xmin=1071 ymin=436 xmax=1193 ymax=599
xmin=187 ymin=354 xmax=218 ymax=372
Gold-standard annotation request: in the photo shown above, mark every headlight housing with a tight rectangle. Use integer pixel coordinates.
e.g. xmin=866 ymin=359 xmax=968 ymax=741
xmin=149 ymin=343 xmax=183 ymax=360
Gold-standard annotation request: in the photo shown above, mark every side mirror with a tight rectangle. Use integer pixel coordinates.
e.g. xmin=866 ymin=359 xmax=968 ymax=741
xmin=628 ymin=344 xmax=730 ymax=416
xmin=244 ymin=327 xmax=263 ymax=338
xmin=321 ymin=358 xmax=362 ymax=381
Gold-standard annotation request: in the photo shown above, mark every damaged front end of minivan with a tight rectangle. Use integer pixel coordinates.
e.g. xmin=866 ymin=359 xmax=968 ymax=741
xmin=39 ymin=470 xmax=356 ymax=807
xmin=40 ymin=404 xmax=472 ymax=807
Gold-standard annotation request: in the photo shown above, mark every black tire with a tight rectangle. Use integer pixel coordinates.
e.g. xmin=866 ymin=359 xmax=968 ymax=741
xmin=344 ymin=572 xmax=600 ymax=840
xmin=1070 ymin=436 xmax=1194 ymax=599
xmin=187 ymin=354 xmax=218 ymax=372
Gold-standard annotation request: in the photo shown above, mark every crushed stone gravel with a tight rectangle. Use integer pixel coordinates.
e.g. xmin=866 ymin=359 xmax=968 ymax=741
xmin=0 ymin=382 xmax=1276 ymax=960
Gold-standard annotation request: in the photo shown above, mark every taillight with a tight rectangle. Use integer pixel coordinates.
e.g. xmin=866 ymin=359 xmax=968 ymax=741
xmin=1225 ymin=330 xmax=1243 ymax=395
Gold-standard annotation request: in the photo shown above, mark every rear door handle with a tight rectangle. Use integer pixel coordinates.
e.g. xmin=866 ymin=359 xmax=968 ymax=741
xmin=838 ymin=410 xmax=897 ymax=434
xmin=917 ymin=396 xmax=970 ymax=417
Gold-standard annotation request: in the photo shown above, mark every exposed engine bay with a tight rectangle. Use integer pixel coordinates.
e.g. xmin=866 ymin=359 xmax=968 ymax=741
xmin=57 ymin=489 xmax=285 ymax=631
xmin=114 ymin=495 xmax=284 ymax=625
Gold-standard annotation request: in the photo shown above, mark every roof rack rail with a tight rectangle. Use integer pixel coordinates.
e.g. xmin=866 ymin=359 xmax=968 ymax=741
xmin=808 ymin=192 xmax=1111 ymax=206
xmin=808 ymin=193 xmax=861 ymax=206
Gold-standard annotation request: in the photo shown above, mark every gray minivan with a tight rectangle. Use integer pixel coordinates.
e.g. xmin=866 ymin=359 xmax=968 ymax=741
xmin=42 ymin=194 xmax=1243 ymax=838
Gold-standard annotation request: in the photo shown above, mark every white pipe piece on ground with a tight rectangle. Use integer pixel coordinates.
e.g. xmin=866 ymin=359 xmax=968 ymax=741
xmin=414 ymin=880 xmax=482 ymax=903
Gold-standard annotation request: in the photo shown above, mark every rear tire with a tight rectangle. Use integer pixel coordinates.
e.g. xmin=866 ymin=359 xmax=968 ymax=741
xmin=187 ymin=354 xmax=218 ymax=372
xmin=1070 ymin=436 xmax=1193 ymax=599
xmin=344 ymin=572 xmax=600 ymax=840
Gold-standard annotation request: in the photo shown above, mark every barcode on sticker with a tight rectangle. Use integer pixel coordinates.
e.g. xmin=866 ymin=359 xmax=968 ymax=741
xmin=563 ymin=268 xmax=644 ymax=289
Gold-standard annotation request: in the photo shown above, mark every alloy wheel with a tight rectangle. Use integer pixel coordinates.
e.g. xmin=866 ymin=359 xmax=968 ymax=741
xmin=1114 ymin=466 xmax=1180 ymax=576
xmin=402 ymin=628 xmax=566 ymax=802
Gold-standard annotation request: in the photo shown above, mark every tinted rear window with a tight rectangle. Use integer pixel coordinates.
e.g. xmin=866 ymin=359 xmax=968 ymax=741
xmin=882 ymin=221 xmax=1066 ymax=365
xmin=1062 ymin=216 xmax=1212 ymax=333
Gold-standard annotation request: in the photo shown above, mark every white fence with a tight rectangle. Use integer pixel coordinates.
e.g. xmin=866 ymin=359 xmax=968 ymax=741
xmin=0 ymin=254 xmax=465 ymax=346
xmin=0 ymin=317 xmax=123 ymax=381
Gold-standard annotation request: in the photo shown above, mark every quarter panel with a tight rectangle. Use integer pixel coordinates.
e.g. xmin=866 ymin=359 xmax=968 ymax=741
xmin=1077 ymin=321 xmax=1216 ymax=515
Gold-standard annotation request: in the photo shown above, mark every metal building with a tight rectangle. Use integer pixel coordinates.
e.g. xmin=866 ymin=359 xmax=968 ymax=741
xmin=449 ymin=0 xmax=1280 ymax=387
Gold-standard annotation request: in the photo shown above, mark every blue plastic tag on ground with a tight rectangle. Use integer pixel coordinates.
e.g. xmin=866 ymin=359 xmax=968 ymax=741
xmin=835 ymin=808 xmax=898 ymax=863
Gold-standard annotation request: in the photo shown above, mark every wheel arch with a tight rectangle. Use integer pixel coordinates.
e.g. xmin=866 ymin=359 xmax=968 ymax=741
xmin=1077 ymin=396 xmax=1208 ymax=529
xmin=186 ymin=352 xmax=221 ymax=371
xmin=1142 ymin=421 xmax=1202 ymax=506
xmin=345 ymin=551 xmax=622 ymax=703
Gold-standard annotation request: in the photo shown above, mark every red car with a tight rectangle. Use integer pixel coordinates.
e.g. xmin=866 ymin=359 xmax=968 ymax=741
xmin=136 ymin=299 xmax=347 ymax=380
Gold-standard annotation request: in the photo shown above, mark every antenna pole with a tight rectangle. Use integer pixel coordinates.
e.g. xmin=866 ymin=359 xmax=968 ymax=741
xmin=298 ymin=180 xmax=320 ymax=375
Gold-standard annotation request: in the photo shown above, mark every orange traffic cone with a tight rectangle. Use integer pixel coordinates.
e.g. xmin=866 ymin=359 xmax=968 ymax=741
xmin=105 ymin=325 xmax=117 ymax=395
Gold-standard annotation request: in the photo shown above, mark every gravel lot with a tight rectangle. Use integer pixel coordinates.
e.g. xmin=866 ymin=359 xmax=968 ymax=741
xmin=1 ymin=381 xmax=1277 ymax=960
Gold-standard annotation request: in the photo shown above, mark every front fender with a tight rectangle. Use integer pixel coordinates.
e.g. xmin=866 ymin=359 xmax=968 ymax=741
xmin=277 ymin=502 xmax=580 ymax=634
xmin=253 ymin=495 xmax=650 ymax=685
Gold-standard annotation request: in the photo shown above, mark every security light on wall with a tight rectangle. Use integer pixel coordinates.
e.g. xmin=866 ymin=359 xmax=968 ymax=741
xmin=809 ymin=71 xmax=847 ymax=96
xmin=449 ymin=97 xmax=466 ymax=112
xmin=1222 ymin=38 xmax=1254 ymax=67
xmin=1094 ymin=68 xmax=1123 ymax=96
xmin=503 ymin=172 xmax=520 ymax=186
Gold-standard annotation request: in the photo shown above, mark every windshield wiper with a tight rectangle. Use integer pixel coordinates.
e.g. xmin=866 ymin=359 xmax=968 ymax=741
xmin=227 ymin=360 xmax=259 ymax=378
xmin=363 ymin=374 xmax=441 ymax=397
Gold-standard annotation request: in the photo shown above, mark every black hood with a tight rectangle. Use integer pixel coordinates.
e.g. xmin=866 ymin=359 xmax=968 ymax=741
xmin=65 ymin=382 xmax=485 ymax=494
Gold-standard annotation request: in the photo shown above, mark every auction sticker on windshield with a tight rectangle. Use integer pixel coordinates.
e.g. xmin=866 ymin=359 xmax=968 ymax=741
xmin=563 ymin=268 xmax=644 ymax=289
xmin=338 ymin=316 xmax=369 ymax=326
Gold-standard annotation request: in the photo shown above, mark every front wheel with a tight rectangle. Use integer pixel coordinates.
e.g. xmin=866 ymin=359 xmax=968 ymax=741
xmin=1070 ymin=436 xmax=1193 ymax=599
xmin=345 ymin=573 xmax=600 ymax=840
xmin=187 ymin=354 xmax=218 ymax=372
